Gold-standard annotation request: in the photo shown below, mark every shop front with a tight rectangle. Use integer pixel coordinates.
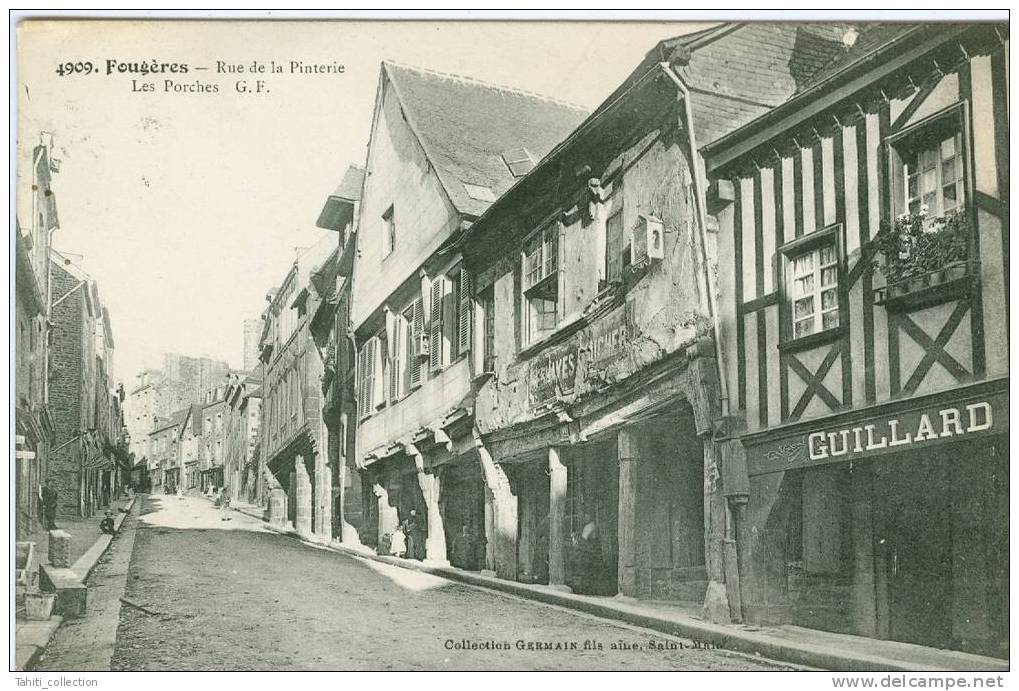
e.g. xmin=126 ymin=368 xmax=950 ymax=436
xmin=739 ymin=379 xmax=1008 ymax=657
xmin=480 ymin=326 xmax=718 ymax=603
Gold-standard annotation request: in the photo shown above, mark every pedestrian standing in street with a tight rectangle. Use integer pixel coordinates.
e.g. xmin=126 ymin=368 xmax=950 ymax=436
xmin=40 ymin=482 xmax=59 ymax=530
xmin=402 ymin=509 xmax=422 ymax=560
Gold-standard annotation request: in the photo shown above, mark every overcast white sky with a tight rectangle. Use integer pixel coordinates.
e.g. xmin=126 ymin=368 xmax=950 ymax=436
xmin=17 ymin=19 xmax=714 ymax=385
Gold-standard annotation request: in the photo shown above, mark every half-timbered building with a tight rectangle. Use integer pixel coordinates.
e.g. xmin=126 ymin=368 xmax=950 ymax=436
xmin=704 ymin=22 xmax=1008 ymax=656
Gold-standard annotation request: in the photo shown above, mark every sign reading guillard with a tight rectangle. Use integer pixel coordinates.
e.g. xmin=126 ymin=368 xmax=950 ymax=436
xmin=748 ymin=390 xmax=1008 ymax=476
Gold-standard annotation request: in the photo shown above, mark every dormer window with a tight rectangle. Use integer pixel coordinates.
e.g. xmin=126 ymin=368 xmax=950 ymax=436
xmin=501 ymin=147 xmax=535 ymax=178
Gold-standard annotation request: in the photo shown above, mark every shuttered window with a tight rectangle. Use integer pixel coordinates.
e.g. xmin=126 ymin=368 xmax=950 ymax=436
xmin=389 ymin=317 xmax=403 ymax=401
xmin=429 ymin=278 xmax=445 ymax=372
xmin=405 ymin=298 xmax=424 ymax=389
xmin=458 ymin=267 xmax=473 ymax=358
xmin=357 ymin=337 xmax=379 ymax=419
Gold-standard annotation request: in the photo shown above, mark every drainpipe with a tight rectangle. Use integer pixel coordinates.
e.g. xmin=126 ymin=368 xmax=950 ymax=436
xmin=659 ymin=62 xmax=730 ymax=418
xmin=661 ymin=62 xmax=745 ymax=624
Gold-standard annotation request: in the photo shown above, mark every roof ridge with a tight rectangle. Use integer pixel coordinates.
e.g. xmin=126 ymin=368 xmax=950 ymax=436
xmin=382 ymin=60 xmax=590 ymax=113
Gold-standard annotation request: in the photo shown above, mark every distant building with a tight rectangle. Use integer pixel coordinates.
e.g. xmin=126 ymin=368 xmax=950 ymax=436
xmin=243 ymin=318 xmax=263 ymax=372
xmin=259 ymin=235 xmax=336 ymax=537
xmin=312 ymin=164 xmax=364 ymax=543
xmin=14 ymin=139 xmax=60 ymax=538
xmin=48 ymin=250 xmax=123 ymax=516
xmin=222 ymin=368 xmax=263 ymax=504
xmin=147 ymin=408 xmax=189 ymax=489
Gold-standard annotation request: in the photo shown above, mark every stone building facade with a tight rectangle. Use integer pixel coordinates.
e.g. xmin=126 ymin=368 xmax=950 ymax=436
xmin=458 ymin=39 xmax=739 ymax=605
xmin=47 ymin=250 xmax=123 ymax=517
xmin=222 ymin=370 xmax=263 ymax=505
xmin=14 ymin=140 xmax=60 ymax=538
xmin=350 ymin=63 xmax=587 ymax=565
xmin=312 ymin=164 xmax=364 ymax=543
xmin=259 ymin=236 xmax=336 ymax=539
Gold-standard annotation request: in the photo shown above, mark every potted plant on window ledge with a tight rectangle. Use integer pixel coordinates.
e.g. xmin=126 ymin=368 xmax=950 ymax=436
xmin=873 ymin=207 xmax=976 ymax=309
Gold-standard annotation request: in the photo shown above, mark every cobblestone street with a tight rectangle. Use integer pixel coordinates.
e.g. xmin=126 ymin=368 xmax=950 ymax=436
xmin=38 ymin=494 xmax=792 ymax=671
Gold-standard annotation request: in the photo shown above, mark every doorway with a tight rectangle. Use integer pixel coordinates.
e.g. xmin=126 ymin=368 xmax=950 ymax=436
xmin=874 ymin=451 xmax=952 ymax=649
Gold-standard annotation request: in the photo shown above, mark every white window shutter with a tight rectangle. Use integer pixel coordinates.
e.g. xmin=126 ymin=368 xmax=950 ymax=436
xmin=409 ymin=298 xmax=423 ymax=387
xmin=429 ymin=278 xmax=443 ymax=372
xmin=370 ymin=337 xmax=384 ymax=407
xmin=458 ymin=268 xmax=473 ymax=356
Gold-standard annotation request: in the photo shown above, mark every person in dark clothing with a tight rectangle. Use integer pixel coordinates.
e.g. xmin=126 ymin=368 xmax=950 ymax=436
xmin=40 ymin=482 xmax=58 ymax=530
xmin=402 ymin=509 xmax=423 ymax=560
xmin=99 ymin=510 xmax=116 ymax=535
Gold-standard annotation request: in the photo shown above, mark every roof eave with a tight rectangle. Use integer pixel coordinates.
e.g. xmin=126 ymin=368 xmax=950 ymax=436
xmin=702 ymin=25 xmax=957 ymax=174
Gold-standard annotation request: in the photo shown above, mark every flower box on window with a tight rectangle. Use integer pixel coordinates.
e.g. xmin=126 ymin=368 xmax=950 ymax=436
xmin=873 ymin=209 xmax=977 ymax=310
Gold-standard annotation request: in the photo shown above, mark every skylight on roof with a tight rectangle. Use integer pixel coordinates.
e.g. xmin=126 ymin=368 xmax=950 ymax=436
xmin=501 ymin=147 xmax=536 ymax=178
xmin=463 ymin=182 xmax=497 ymax=203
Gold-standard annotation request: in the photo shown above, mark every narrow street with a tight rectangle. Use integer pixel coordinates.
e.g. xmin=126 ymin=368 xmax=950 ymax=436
xmin=37 ymin=495 xmax=792 ymax=671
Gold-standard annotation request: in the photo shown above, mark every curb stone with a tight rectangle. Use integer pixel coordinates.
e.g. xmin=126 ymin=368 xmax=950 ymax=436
xmin=16 ymin=496 xmax=139 ymax=671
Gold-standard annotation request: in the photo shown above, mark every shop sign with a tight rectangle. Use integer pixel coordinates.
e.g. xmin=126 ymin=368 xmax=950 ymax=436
xmin=585 ymin=304 xmax=636 ymax=369
xmin=748 ymin=390 xmax=1008 ymax=476
xmin=527 ymin=341 xmax=578 ymax=407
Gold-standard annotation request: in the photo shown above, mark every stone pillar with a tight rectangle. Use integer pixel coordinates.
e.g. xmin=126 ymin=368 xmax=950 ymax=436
xmin=313 ymin=421 xmax=333 ymax=540
xmin=268 ymin=487 xmax=287 ymax=526
xmin=373 ymin=482 xmax=399 ymax=554
xmin=474 ymin=429 xmax=517 ymax=580
xmin=408 ymin=445 xmax=447 ymax=565
xmin=48 ymin=530 xmax=72 ymax=568
xmin=294 ymin=456 xmax=313 ymax=537
xmin=617 ymin=429 xmax=638 ymax=598
xmin=336 ymin=413 xmax=361 ymax=544
xmin=548 ymin=447 xmax=569 ymax=590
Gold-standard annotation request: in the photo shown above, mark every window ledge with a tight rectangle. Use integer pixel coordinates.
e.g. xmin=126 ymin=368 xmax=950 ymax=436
xmin=518 ymin=313 xmax=587 ymax=360
xmin=778 ymin=325 xmax=844 ymax=354
xmin=874 ymin=261 xmax=978 ymax=312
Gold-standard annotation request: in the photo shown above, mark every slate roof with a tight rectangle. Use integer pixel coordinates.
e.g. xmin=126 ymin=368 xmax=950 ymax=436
xmin=791 ymin=23 xmax=923 ymax=94
xmin=383 ymin=62 xmax=590 ymax=217
xmin=153 ymin=407 xmax=189 ymax=434
xmin=332 ymin=164 xmax=365 ymax=202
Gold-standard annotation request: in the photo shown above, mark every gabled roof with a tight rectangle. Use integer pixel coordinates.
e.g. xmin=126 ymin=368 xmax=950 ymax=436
xmin=382 ymin=62 xmax=590 ymax=217
xmin=152 ymin=407 xmax=189 ymax=434
xmin=316 ymin=164 xmax=365 ymax=231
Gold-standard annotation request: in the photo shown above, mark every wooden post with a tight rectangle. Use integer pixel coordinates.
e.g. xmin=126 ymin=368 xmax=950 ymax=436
xmin=409 ymin=445 xmax=448 ymax=565
xmin=474 ymin=429 xmax=518 ymax=580
xmin=373 ymin=482 xmax=399 ymax=553
xmin=548 ymin=446 xmax=569 ymax=589
xmin=617 ymin=429 xmax=638 ymax=597
xmin=335 ymin=413 xmax=361 ymax=544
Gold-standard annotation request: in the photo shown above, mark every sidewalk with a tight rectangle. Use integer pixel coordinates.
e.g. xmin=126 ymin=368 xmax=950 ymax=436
xmin=19 ymin=495 xmax=135 ymax=583
xmin=14 ymin=495 xmax=137 ymax=671
xmin=232 ymin=502 xmax=1008 ymax=673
